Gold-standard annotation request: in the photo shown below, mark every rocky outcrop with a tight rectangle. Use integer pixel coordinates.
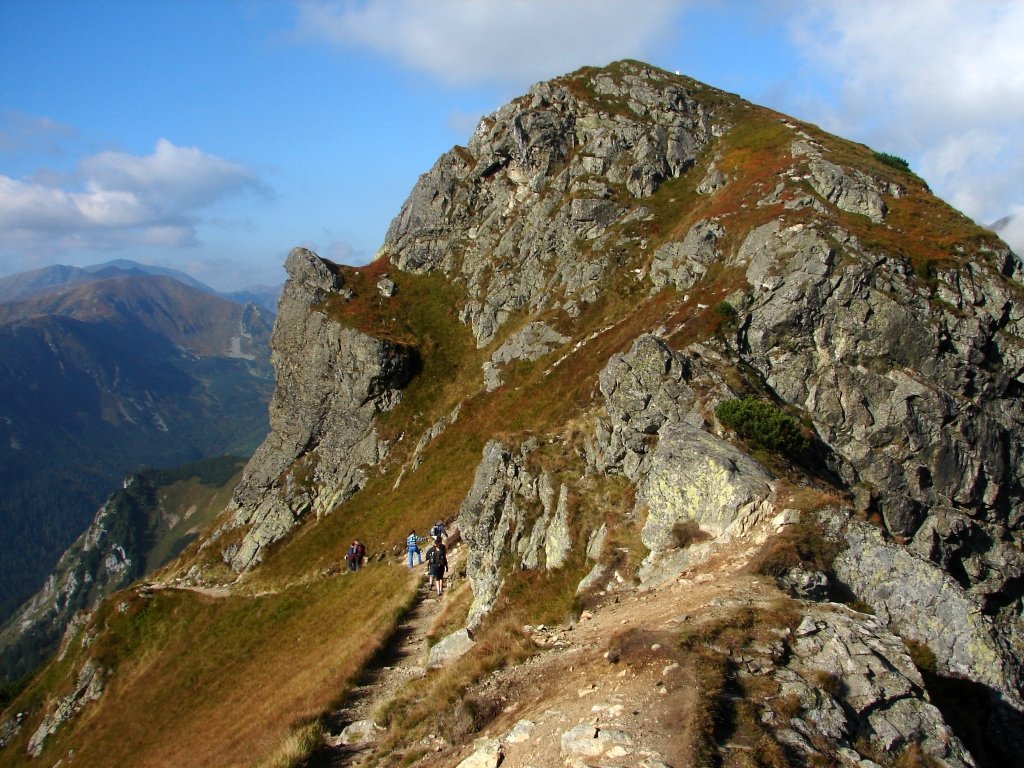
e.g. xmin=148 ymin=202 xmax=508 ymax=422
xmin=0 ymin=473 xmax=160 ymax=683
xmin=483 ymin=321 xmax=569 ymax=391
xmin=589 ymin=334 xmax=706 ymax=479
xmin=427 ymin=628 xmax=476 ymax=669
xmin=383 ymin=62 xmax=722 ymax=347
xmin=649 ymin=219 xmax=725 ymax=292
xmin=771 ymin=604 xmax=976 ymax=767
xmin=26 ymin=658 xmax=104 ymax=757
xmin=217 ymin=248 xmax=414 ymax=572
xmin=637 ymin=423 xmax=775 ymax=585
xmin=457 ymin=440 xmax=592 ymax=628
xmin=792 ymin=139 xmax=895 ymax=223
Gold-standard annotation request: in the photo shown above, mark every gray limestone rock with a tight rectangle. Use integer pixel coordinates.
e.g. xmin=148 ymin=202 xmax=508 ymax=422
xmin=0 ymin=715 xmax=22 ymax=749
xmin=503 ymin=718 xmax=535 ymax=744
xmin=649 ymin=219 xmax=725 ymax=292
xmin=455 ymin=737 xmax=502 ymax=768
xmin=544 ymin=484 xmax=572 ymax=569
xmin=483 ymin=321 xmax=569 ymax=391
xmin=27 ymin=659 xmax=104 ymax=757
xmin=590 ymin=334 xmax=703 ymax=479
xmin=458 ymin=441 xmax=537 ymax=628
xmin=586 ymin=522 xmax=608 ymax=561
xmin=737 ymin=215 xmax=1024 ymax=588
xmin=383 ymin=62 xmax=719 ymax=346
xmin=216 ymin=248 xmax=414 ymax=572
xmin=833 ymin=521 xmax=1022 ymax=705
xmin=776 ymin=605 xmax=977 ymax=767
xmin=338 ymin=719 xmax=383 ymax=745
xmin=637 ymin=423 xmax=774 ymax=585
xmin=427 ymin=628 xmax=476 ymax=669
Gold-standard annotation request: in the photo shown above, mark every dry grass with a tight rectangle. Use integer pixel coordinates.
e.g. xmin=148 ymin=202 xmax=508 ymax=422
xmin=671 ymin=601 xmax=800 ymax=768
xmin=369 ymin=611 xmax=535 ymax=765
xmin=773 ymin=480 xmax=851 ymax=513
xmin=672 ymin=519 xmax=713 ymax=549
xmin=425 ymin=578 xmax=473 ymax=648
xmin=252 ymin=720 xmax=324 ymax=768
xmin=745 ymin=520 xmax=844 ymax=579
xmin=2 ymin=569 xmax=416 ymax=768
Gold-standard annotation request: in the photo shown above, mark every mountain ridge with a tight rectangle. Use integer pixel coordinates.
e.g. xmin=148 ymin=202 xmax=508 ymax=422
xmin=2 ymin=60 xmax=1022 ymax=768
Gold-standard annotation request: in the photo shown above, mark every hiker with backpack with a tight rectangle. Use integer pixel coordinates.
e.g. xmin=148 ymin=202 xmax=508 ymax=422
xmin=430 ymin=520 xmax=447 ymax=541
xmin=425 ymin=537 xmax=448 ymax=595
xmin=406 ymin=530 xmax=425 ymax=568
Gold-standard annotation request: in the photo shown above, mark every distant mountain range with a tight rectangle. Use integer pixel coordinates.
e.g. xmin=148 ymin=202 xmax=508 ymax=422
xmin=0 ymin=259 xmax=281 ymax=313
xmin=0 ymin=261 xmax=276 ymax=623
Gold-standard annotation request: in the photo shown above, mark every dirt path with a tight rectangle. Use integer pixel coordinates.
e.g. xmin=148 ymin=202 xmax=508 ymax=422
xmin=310 ymin=548 xmax=462 ymax=768
xmin=306 ymin=537 xmax=776 ymax=768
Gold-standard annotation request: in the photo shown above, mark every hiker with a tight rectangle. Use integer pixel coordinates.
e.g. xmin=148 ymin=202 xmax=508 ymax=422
xmin=429 ymin=520 xmax=447 ymax=541
xmin=354 ymin=540 xmax=366 ymax=569
xmin=425 ymin=537 xmax=448 ymax=595
xmin=345 ymin=540 xmax=360 ymax=572
xmin=406 ymin=530 xmax=424 ymax=568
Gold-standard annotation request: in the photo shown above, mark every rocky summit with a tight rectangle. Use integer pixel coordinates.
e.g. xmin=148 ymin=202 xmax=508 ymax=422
xmin=2 ymin=60 xmax=1023 ymax=768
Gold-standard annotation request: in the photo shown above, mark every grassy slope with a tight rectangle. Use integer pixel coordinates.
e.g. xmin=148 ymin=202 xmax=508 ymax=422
xmin=2 ymin=65 xmax=1013 ymax=767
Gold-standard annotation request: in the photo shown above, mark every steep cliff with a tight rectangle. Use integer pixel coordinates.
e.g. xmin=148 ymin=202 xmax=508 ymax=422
xmin=0 ymin=457 xmax=245 ymax=684
xmin=4 ymin=61 xmax=1023 ymax=768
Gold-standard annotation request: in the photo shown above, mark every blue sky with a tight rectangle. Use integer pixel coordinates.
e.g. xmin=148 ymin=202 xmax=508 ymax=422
xmin=2 ymin=1 xmax=1022 ymax=291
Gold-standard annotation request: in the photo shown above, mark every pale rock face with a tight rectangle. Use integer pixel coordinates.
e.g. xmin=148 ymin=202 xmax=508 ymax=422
xmin=483 ymin=321 xmax=569 ymax=391
xmin=637 ymin=423 xmax=774 ymax=586
xmin=640 ymin=423 xmax=774 ymax=549
xmin=26 ymin=659 xmax=104 ymax=757
xmin=427 ymin=628 xmax=476 ymax=669
xmin=649 ymin=219 xmax=725 ymax=292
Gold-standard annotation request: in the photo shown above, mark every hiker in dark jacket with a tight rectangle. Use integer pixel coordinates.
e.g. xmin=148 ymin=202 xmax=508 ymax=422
xmin=429 ymin=520 xmax=447 ymax=541
xmin=425 ymin=537 xmax=448 ymax=595
xmin=354 ymin=540 xmax=366 ymax=569
xmin=346 ymin=541 xmax=360 ymax=572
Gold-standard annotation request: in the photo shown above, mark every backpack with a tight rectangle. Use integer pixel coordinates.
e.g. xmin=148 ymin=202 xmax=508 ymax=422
xmin=427 ymin=546 xmax=445 ymax=568
xmin=430 ymin=522 xmax=445 ymax=539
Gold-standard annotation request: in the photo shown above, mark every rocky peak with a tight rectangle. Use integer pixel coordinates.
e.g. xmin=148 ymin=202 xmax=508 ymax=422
xmin=384 ymin=61 xmax=722 ymax=347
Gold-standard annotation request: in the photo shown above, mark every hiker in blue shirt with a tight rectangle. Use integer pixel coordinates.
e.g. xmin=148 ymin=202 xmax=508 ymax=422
xmin=406 ymin=530 xmax=424 ymax=568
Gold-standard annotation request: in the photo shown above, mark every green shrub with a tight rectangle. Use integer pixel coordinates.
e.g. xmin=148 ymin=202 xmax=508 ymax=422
xmin=715 ymin=397 xmax=809 ymax=456
xmin=713 ymin=300 xmax=737 ymax=320
xmin=873 ymin=151 xmax=911 ymax=172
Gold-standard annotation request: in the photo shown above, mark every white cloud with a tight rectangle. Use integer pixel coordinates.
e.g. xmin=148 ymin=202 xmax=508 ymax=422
xmin=789 ymin=0 xmax=1024 ymax=222
xmin=994 ymin=207 xmax=1024 ymax=256
xmin=0 ymin=138 xmax=266 ymax=253
xmin=295 ymin=0 xmax=683 ymax=86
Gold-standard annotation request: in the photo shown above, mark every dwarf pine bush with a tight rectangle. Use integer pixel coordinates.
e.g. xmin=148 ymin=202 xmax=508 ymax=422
xmin=873 ymin=151 xmax=911 ymax=172
xmin=715 ymin=396 xmax=808 ymax=457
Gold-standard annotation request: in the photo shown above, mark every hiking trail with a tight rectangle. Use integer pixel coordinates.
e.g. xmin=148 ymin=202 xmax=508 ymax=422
xmin=310 ymin=543 xmax=464 ymax=768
